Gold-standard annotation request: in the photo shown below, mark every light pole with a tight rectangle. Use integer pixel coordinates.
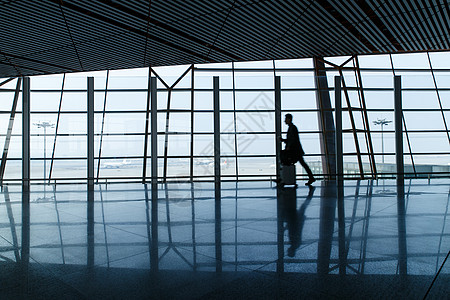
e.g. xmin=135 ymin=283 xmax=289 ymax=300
xmin=34 ymin=121 xmax=55 ymax=185
xmin=373 ymin=118 xmax=392 ymax=165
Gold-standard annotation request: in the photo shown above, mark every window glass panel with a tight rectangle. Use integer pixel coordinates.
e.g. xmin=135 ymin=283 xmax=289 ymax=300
xmin=358 ymin=54 xmax=392 ymax=68
xmin=433 ymin=72 xmax=450 ymax=88
xmin=171 ymin=91 xmax=191 ymax=109
xmin=168 ymin=113 xmax=190 ymax=133
xmin=5 ymin=136 xmax=21 ymax=158
xmin=395 ymin=71 xmax=434 ymax=88
xmin=195 ymin=62 xmax=232 ymax=69
xmin=0 ymin=92 xmax=16 ymax=110
xmin=97 ymin=158 xmax=142 ymax=178
xmin=298 ymin=133 xmax=322 ymax=155
xmin=221 ymin=134 xmax=236 ymax=155
xmin=235 ymin=91 xmax=274 ymax=110
xmin=31 ymin=74 xmax=64 ymax=90
xmin=193 ymin=158 xmax=213 ymax=176
xmin=407 ymin=132 xmax=449 ymax=155
xmin=235 ymin=72 xmax=274 ymax=89
xmin=237 ymin=134 xmax=274 ymax=155
xmin=31 ymin=92 xmax=61 ymax=111
xmin=152 ymin=65 xmax=191 ymax=87
xmin=194 ymin=71 xmax=232 ymax=89
xmin=194 ymin=135 xmax=213 ymax=156
xmin=50 ymin=160 xmax=87 ymax=179
xmin=166 ymin=158 xmax=190 ymax=177
xmin=237 ymin=157 xmax=275 ymax=176
xmin=235 ymin=112 xmax=274 ymax=132
xmin=194 ymin=113 xmax=213 ymax=133
xmin=54 ymin=136 xmax=86 ymax=157
xmin=220 ymin=92 xmax=234 ymax=110
xmin=3 ymin=159 xmax=21 ymax=179
xmin=276 ymin=71 xmax=315 ymax=88
xmin=167 ymin=135 xmax=190 ymax=156
xmin=403 ymin=91 xmax=440 ymax=109
xmin=364 ymin=91 xmax=394 ymax=109
xmin=404 ymin=111 xmax=447 ymax=130
xmin=324 ymin=56 xmax=353 ymax=66
xmin=281 ymin=91 xmax=316 ymax=110
xmin=194 ymin=91 xmax=212 ymax=110
xmin=221 ymin=112 xmax=236 ymax=133
xmin=275 ymin=58 xmax=313 ymax=68
xmin=100 ymin=113 xmax=145 ymax=134
xmin=109 ymin=68 xmax=147 ymax=89
xmin=106 ymin=92 xmax=147 ymax=111
xmin=428 ymin=52 xmax=450 ymax=69
xmin=341 ymin=71 xmax=358 ymax=87
xmin=391 ymin=53 xmax=430 ymax=69
xmin=100 ymin=135 xmax=144 ymax=157
xmin=234 ymin=60 xmax=273 ymax=69
xmin=283 ymin=112 xmax=319 ymax=132
xmin=57 ymin=114 xmax=86 ymax=134
xmin=360 ymin=71 xmax=393 ymax=88
xmin=61 ymin=92 xmax=86 ymax=111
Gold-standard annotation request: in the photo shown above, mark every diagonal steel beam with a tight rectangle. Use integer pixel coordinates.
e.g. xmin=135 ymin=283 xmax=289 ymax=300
xmin=98 ymin=0 xmax=241 ymax=61
xmin=49 ymin=74 xmax=66 ymax=182
xmin=96 ymin=70 xmax=110 ymax=182
xmin=0 ymin=78 xmax=14 ymax=87
xmin=316 ymin=0 xmax=378 ymax=52
xmin=51 ymin=0 xmax=216 ymax=63
xmin=0 ymin=78 xmax=22 ymax=183
xmin=356 ymin=0 xmax=405 ymax=51
xmin=0 ymin=50 xmax=79 ymax=72
xmin=0 ymin=61 xmax=45 ymax=74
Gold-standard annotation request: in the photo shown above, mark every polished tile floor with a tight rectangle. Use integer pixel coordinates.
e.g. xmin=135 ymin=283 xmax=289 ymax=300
xmin=0 ymin=179 xmax=448 ymax=299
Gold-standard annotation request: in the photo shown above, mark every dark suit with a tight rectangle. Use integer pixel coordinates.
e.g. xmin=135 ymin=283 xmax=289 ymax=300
xmin=282 ymin=123 xmax=314 ymax=181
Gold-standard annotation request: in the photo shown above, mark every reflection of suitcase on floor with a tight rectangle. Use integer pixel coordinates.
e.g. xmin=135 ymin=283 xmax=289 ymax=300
xmin=281 ymin=164 xmax=296 ymax=186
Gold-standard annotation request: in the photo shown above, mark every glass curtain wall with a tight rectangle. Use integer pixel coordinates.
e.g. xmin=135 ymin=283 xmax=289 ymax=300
xmin=0 ymin=52 xmax=449 ymax=183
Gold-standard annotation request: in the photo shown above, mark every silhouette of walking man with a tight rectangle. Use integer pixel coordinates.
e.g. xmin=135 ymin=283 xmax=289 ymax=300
xmin=280 ymin=113 xmax=316 ymax=186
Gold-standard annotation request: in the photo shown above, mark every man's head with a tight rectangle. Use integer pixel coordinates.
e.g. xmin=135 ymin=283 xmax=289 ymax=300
xmin=285 ymin=113 xmax=293 ymax=125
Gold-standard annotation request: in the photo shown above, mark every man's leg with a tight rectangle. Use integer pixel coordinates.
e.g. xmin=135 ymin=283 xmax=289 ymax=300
xmin=298 ymin=156 xmax=315 ymax=184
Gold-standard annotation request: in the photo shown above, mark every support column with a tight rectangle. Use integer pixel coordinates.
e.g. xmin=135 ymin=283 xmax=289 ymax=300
xmin=151 ymin=77 xmax=158 ymax=185
xmin=335 ymin=76 xmax=343 ymax=184
xmin=394 ymin=76 xmax=403 ymax=185
xmin=275 ymin=76 xmax=282 ymax=180
xmin=213 ymin=77 xmax=220 ymax=185
xmin=87 ymin=77 xmax=94 ymax=190
xmin=314 ymin=58 xmax=336 ymax=177
xmin=213 ymin=76 xmax=222 ymax=273
xmin=22 ymin=77 xmax=30 ymax=191
xmin=150 ymin=77 xmax=159 ymax=272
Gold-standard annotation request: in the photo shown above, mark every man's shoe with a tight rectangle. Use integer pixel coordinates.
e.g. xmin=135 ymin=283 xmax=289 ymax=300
xmin=305 ymin=178 xmax=316 ymax=186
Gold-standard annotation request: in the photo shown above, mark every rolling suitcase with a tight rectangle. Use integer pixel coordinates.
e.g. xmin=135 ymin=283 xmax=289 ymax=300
xmin=280 ymin=164 xmax=297 ymax=186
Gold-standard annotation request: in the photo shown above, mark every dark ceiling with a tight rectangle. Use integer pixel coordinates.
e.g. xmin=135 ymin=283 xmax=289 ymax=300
xmin=1 ymin=0 xmax=449 ymax=78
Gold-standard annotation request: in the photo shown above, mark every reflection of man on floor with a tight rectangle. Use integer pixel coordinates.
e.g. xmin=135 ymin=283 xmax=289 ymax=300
xmin=280 ymin=113 xmax=316 ymax=186
xmin=281 ymin=186 xmax=315 ymax=257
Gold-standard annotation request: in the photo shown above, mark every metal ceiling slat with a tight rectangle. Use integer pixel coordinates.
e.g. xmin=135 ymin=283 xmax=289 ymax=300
xmin=379 ymin=2 xmax=418 ymax=51
xmin=354 ymin=0 xmax=403 ymax=52
xmin=418 ymin=0 xmax=446 ymax=49
xmin=409 ymin=0 xmax=438 ymax=49
xmin=343 ymin=1 xmax=394 ymax=52
xmin=0 ymin=0 xmax=448 ymax=77
xmin=429 ymin=0 xmax=450 ymax=49
xmin=394 ymin=1 xmax=429 ymax=50
xmin=331 ymin=1 xmax=387 ymax=52
xmin=308 ymin=1 xmax=368 ymax=54
xmin=282 ymin=2 xmax=350 ymax=55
